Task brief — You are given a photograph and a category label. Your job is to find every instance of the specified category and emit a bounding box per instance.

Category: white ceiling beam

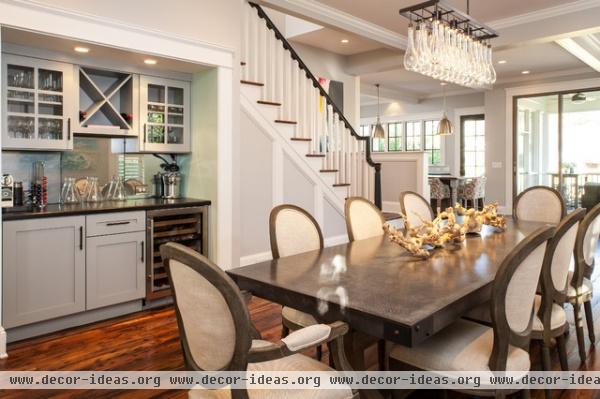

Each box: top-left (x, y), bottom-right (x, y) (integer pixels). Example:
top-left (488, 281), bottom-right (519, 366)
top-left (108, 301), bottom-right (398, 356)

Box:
top-left (255, 0), bottom-right (406, 50)
top-left (360, 84), bottom-right (420, 105)
top-left (345, 48), bottom-right (404, 75)
top-left (555, 38), bottom-right (600, 72)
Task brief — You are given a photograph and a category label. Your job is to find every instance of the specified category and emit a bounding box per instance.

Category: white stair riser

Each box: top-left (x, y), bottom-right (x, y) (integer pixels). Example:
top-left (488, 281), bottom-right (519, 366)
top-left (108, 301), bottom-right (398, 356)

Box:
top-left (275, 124), bottom-right (296, 139)
top-left (241, 84), bottom-right (263, 101)
top-left (255, 104), bottom-right (279, 121)
top-left (290, 140), bottom-right (311, 153)
top-left (304, 157), bottom-right (324, 170)
top-left (333, 186), bottom-right (350, 197)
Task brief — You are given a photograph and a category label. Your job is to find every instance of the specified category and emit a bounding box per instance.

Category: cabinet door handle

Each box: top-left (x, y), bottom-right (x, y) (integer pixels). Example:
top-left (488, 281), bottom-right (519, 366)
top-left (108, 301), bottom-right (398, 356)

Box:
top-left (79, 226), bottom-right (83, 250)
top-left (106, 221), bottom-right (131, 226)
top-left (67, 118), bottom-right (71, 141)
top-left (144, 123), bottom-right (147, 143)
top-left (141, 241), bottom-right (145, 263)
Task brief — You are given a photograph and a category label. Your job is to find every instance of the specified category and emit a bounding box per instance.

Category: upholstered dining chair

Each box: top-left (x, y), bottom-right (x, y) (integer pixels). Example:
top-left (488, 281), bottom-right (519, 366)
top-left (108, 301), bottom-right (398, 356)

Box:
top-left (160, 242), bottom-right (358, 399)
top-left (399, 191), bottom-right (435, 227)
top-left (269, 204), bottom-right (324, 360)
top-left (514, 186), bottom-right (566, 224)
top-left (458, 176), bottom-right (487, 210)
top-left (568, 202), bottom-right (600, 363)
top-left (388, 225), bottom-right (555, 399)
top-left (531, 208), bottom-right (585, 372)
top-left (429, 178), bottom-right (451, 214)
top-left (344, 197), bottom-right (386, 241)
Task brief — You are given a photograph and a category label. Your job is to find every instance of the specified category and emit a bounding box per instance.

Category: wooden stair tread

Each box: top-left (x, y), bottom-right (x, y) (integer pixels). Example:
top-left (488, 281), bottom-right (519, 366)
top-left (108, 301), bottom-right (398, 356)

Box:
top-left (275, 119), bottom-right (298, 125)
top-left (333, 183), bottom-right (351, 187)
top-left (241, 80), bottom-right (264, 86)
top-left (320, 169), bottom-right (338, 173)
top-left (306, 153), bottom-right (325, 157)
top-left (240, 61), bottom-right (247, 66)
top-left (257, 100), bottom-right (281, 106)
top-left (291, 137), bottom-right (311, 141)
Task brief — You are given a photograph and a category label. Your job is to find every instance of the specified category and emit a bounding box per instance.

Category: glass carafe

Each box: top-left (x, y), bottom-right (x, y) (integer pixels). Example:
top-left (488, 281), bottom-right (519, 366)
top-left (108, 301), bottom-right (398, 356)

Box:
top-left (111, 176), bottom-right (127, 201)
top-left (61, 177), bottom-right (80, 204)
top-left (85, 177), bottom-right (101, 203)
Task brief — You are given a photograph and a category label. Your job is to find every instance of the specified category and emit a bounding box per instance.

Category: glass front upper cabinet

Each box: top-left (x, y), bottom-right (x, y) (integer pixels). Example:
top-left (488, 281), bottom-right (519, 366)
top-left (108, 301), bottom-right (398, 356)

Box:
top-left (2, 54), bottom-right (75, 150)
top-left (139, 76), bottom-right (190, 153)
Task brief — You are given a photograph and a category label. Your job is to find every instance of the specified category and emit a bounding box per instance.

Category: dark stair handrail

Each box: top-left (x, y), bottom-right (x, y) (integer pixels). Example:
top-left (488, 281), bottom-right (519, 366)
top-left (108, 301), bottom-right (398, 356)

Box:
top-left (248, 1), bottom-right (382, 209)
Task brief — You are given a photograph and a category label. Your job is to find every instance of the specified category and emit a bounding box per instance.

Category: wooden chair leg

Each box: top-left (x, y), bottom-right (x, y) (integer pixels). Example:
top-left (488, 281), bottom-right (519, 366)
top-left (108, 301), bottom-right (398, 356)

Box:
top-left (539, 341), bottom-right (552, 399)
top-left (327, 342), bottom-right (335, 368)
top-left (556, 334), bottom-right (569, 371)
top-left (572, 303), bottom-right (587, 363)
top-left (521, 389), bottom-right (530, 399)
top-left (316, 344), bottom-right (323, 361)
top-left (377, 339), bottom-right (386, 371)
top-left (584, 300), bottom-right (596, 344)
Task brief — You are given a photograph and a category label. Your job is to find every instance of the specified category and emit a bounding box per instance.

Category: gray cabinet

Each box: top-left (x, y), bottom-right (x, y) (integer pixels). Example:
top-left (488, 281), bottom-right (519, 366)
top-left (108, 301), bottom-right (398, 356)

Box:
top-left (86, 231), bottom-right (145, 310)
top-left (2, 216), bottom-right (85, 328)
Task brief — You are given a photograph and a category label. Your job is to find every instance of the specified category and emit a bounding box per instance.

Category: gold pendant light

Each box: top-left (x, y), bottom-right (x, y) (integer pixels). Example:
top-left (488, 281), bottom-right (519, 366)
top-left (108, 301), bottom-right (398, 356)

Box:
top-left (371, 84), bottom-right (385, 139)
top-left (438, 83), bottom-right (453, 136)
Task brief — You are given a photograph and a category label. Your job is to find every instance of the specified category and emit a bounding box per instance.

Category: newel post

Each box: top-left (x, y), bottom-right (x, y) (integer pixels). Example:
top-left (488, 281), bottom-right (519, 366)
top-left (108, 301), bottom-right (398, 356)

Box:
top-left (374, 164), bottom-right (382, 209)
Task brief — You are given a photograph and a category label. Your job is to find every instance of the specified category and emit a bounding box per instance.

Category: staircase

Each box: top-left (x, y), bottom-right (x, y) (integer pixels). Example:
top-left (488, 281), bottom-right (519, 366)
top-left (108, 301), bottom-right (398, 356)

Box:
top-left (240, 1), bottom-right (381, 208)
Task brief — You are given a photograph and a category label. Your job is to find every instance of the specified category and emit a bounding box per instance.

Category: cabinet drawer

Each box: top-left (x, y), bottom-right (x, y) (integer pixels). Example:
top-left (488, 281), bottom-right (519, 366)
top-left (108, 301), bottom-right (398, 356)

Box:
top-left (86, 211), bottom-right (145, 237)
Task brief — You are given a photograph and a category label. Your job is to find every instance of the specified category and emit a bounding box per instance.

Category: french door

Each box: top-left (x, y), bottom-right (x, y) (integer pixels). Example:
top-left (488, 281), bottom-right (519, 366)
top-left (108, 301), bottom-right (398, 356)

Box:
top-left (515, 89), bottom-right (600, 208)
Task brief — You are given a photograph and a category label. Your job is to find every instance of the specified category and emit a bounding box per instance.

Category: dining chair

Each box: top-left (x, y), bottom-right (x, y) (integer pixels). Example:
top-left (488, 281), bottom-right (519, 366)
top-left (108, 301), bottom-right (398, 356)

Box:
top-left (388, 225), bottom-right (555, 399)
top-left (160, 242), bottom-right (358, 399)
top-left (514, 186), bottom-right (566, 224)
top-left (399, 191), bottom-right (435, 227)
top-left (458, 176), bottom-right (487, 210)
top-left (429, 178), bottom-right (451, 214)
top-left (269, 204), bottom-right (324, 360)
top-left (531, 208), bottom-right (585, 372)
top-left (567, 202), bottom-right (600, 363)
top-left (344, 197), bottom-right (386, 241)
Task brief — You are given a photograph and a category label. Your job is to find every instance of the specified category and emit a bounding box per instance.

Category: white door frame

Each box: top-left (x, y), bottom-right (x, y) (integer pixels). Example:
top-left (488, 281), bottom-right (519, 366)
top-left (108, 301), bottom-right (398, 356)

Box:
top-left (0, 0), bottom-right (236, 357)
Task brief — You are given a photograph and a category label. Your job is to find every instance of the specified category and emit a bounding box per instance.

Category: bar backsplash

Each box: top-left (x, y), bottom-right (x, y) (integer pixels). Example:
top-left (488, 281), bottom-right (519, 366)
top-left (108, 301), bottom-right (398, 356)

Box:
top-left (2, 138), bottom-right (168, 204)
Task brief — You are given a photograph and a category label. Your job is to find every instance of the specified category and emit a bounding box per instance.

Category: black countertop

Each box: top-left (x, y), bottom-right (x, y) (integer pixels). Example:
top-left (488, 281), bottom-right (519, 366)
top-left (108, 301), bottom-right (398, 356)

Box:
top-left (2, 197), bottom-right (211, 221)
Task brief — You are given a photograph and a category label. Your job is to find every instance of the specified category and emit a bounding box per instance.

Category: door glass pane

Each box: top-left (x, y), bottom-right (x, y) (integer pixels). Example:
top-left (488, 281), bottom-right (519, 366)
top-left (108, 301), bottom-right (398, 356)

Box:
top-left (38, 118), bottom-right (63, 140)
top-left (168, 87), bottom-right (184, 105)
top-left (147, 125), bottom-right (165, 143)
top-left (38, 69), bottom-right (63, 92)
top-left (148, 85), bottom-right (165, 103)
top-left (515, 95), bottom-right (559, 195)
top-left (561, 90), bottom-right (600, 208)
top-left (167, 127), bottom-right (183, 144)
top-left (7, 116), bottom-right (34, 139)
top-left (7, 65), bottom-right (34, 89)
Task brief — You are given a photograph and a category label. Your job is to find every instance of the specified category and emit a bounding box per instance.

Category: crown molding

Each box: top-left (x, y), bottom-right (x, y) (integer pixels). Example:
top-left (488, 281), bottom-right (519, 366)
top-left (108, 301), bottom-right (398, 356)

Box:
top-left (256, 0), bottom-right (406, 50)
top-left (489, 0), bottom-right (600, 30)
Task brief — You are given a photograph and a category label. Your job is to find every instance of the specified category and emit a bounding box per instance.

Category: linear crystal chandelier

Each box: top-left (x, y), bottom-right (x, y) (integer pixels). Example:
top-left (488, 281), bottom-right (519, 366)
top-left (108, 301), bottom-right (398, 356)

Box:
top-left (399, 0), bottom-right (498, 88)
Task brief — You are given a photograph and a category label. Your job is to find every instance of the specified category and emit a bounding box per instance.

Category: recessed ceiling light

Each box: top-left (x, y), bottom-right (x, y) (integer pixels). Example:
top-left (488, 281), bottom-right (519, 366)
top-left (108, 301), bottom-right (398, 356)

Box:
top-left (74, 47), bottom-right (89, 53)
top-left (340, 39), bottom-right (349, 44)
top-left (498, 60), bottom-right (507, 64)
top-left (144, 59), bottom-right (157, 65)
top-left (440, 82), bottom-right (448, 86)
top-left (521, 70), bottom-right (530, 74)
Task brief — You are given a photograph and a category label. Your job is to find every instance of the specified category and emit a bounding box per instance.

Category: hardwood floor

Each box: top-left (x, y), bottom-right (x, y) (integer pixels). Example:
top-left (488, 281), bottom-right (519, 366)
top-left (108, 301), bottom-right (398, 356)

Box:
top-left (2, 274), bottom-right (600, 398)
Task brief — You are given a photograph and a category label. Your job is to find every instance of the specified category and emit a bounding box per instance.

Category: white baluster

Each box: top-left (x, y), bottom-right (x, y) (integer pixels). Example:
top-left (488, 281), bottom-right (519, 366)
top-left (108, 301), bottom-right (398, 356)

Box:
top-left (347, 129), bottom-right (352, 193)
top-left (312, 86), bottom-right (318, 154)
top-left (283, 54), bottom-right (291, 121)
top-left (293, 61), bottom-right (300, 126)
top-left (277, 45), bottom-right (284, 114)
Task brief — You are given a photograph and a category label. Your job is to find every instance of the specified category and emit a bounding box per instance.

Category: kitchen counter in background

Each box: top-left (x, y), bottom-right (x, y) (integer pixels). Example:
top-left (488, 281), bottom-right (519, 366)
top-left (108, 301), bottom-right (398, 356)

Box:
top-left (2, 197), bottom-right (211, 221)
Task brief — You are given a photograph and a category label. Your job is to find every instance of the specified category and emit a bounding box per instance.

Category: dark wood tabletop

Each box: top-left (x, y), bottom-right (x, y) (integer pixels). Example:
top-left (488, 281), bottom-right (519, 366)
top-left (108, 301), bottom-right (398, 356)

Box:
top-left (227, 218), bottom-right (547, 347)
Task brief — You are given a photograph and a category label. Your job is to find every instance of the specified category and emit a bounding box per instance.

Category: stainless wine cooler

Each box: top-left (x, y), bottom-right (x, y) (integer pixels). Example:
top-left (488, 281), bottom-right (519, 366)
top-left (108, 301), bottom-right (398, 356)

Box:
top-left (145, 206), bottom-right (209, 303)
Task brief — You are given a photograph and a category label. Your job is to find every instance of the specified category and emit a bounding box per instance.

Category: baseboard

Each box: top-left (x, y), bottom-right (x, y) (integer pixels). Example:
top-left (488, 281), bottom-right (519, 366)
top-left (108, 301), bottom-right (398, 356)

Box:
top-left (239, 234), bottom-right (349, 267)
top-left (382, 201), bottom-right (400, 213)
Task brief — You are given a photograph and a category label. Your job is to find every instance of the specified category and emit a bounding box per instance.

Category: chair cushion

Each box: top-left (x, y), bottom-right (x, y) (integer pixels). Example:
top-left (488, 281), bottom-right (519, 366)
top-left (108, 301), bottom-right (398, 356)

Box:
top-left (389, 319), bottom-right (530, 378)
top-left (189, 351), bottom-right (354, 398)
top-left (532, 295), bottom-right (567, 331)
top-left (282, 306), bottom-right (318, 328)
top-left (566, 270), bottom-right (593, 298)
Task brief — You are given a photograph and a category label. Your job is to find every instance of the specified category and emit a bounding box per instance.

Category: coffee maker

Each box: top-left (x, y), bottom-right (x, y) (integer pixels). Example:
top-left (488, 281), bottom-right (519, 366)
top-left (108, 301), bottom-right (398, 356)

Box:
top-left (153, 155), bottom-right (182, 199)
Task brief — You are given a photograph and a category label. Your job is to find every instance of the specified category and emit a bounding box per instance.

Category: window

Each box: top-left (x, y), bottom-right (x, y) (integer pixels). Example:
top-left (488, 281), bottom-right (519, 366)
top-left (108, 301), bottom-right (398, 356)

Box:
top-left (387, 122), bottom-right (403, 151)
top-left (405, 121), bottom-right (422, 151)
top-left (360, 124), bottom-right (385, 152)
top-left (424, 120), bottom-right (442, 165)
top-left (118, 154), bottom-right (145, 182)
top-left (461, 114), bottom-right (485, 177)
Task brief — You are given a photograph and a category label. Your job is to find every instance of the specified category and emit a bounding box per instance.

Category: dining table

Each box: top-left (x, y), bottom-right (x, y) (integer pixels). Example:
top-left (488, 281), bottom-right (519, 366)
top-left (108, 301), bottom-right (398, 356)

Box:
top-left (227, 218), bottom-right (547, 370)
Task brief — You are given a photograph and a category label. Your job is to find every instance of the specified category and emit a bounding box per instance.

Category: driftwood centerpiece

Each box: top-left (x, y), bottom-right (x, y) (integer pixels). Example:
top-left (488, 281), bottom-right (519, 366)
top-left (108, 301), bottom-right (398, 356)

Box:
top-left (384, 203), bottom-right (506, 258)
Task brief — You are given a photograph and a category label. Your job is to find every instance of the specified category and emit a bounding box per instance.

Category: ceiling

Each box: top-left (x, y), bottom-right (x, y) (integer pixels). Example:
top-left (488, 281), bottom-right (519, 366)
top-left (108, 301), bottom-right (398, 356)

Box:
top-left (314, 0), bottom-right (578, 35)
top-left (265, 0), bottom-right (600, 102)
top-left (1, 27), bottom-right (207, 75)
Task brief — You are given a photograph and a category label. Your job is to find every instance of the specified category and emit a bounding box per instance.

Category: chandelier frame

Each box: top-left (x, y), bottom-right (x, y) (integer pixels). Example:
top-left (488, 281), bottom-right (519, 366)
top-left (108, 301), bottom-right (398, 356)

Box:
top-left (399, 0), bottom-right (498, 41)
